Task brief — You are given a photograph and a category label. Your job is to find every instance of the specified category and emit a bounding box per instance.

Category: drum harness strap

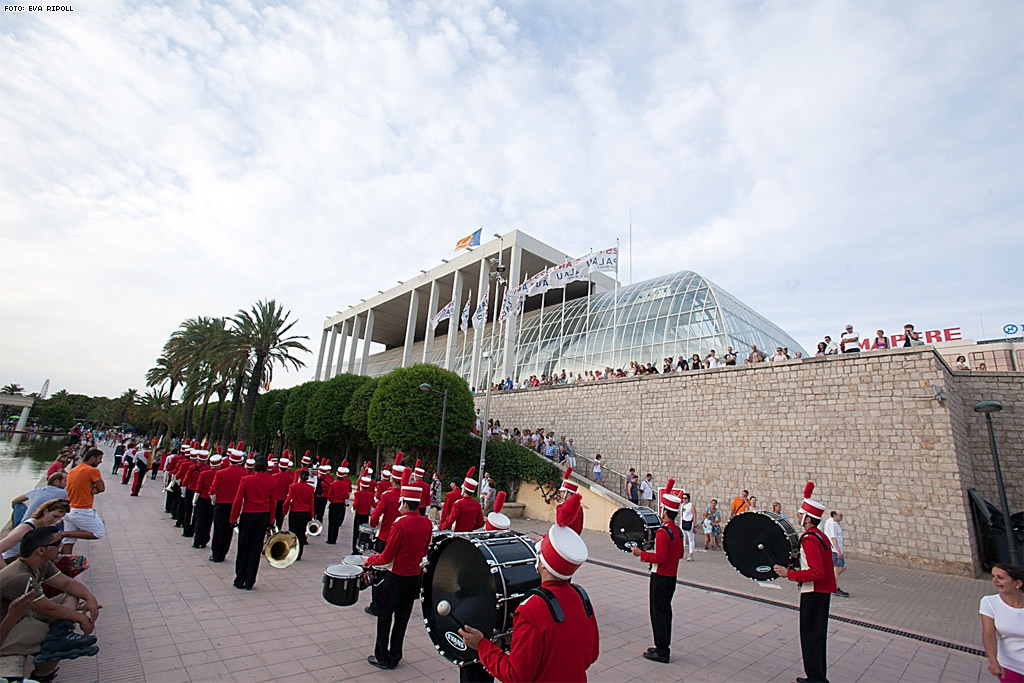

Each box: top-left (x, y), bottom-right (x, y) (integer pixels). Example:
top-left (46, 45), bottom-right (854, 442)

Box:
top-left (526, 584), bottom-right (594, 623)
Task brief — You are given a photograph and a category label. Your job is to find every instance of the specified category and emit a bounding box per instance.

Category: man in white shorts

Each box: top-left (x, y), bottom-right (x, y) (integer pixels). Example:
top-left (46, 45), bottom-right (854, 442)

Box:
top-left (62, 449), bottom-right (107, 553)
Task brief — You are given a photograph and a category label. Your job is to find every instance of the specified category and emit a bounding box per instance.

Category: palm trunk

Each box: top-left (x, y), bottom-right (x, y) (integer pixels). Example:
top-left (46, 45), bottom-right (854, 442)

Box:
top-left (237, 354), bottom-right (266, 444)
top-left (220, 371), bottom-right (245, 446)
top-left (197, 392), bottom-right (212, 440)
top-left (211, 389), bottom-right (227, 439)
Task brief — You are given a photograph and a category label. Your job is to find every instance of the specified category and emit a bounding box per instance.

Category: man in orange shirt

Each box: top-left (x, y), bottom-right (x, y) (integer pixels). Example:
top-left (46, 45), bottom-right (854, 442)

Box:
top-left (730, 489), bottom-right (750, 519)
top-left (62, 449), bottom-right (107, 555)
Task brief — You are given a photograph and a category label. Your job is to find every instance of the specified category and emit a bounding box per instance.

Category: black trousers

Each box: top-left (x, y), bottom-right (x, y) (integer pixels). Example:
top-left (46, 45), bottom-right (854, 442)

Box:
top-left (288, 511), bottom-right (311, 560)
top-left (650, 573), bottom-right (676, 657)
top-left (314, 496), bottom-right (328, 521)
top-left (112, 454), bottom-right (123, 475)
top-left (165, 485), bottom-right (176, 514)
top-left (150, 464), bottom-right (160, 480)
top-left (460, 663), bottom-right (494, 682)
top-left (131, 463), bottom-right (148, 495)
top-left (234, 511), bottom-right (270, 588)
top-left (274, 501), bottom-right (285, 531)
top-left (374, 572), bottom-right (421, 667)
top-left (327, 502), bottom-right (346, 544)
top-left (799, 591), bottom-right (830, 683)
top-left (181, 489), bottom-right (195, 536)
top-left (174, 488), bottom-right (185, 525)
top-left (369, 538), bottom-right (385, 609)
top-left (352, 513), bottom-right (369, 554)
top-left (211, 503), bottom-right (234, 561)
top-left (193, 498), bottom-right (214, 548)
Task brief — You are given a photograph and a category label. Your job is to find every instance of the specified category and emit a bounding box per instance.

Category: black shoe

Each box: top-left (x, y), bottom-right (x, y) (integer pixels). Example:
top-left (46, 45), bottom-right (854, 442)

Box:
top-left (233, 582), bottom-right (245, 590)
top-left (645, 647), bottom-right (658, 655)
top-left (244, 585), bottom-right (253, 590)
top-left (795, 678), bottom-right (809, 683)
top-left (34, 644), bottom-right (99, 665)
top-left (130, 493), bottom-right (138, 497)
top-left (834, 588), bottom-right (850, 598)
top-left (642, 650), bottom-right (669, 664)
top-left (367, 656), bottom-right (394, 670)
top-left (364, 606), bottom-right (379, 617)
top-left (41, 621), bottom-right (97, 650)
top-left (325, 541), bottom-right (336, 545)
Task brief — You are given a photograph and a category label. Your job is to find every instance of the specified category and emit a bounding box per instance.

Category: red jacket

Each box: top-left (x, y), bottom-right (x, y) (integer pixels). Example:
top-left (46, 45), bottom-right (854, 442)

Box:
top-left (411, 479), bottom-right (431, 509)
top-left (556, 496), bottom-right (584, 535)
top-left (328, 477), bottom-right (351, 504)
top-left (639, 521), bottom-right (683, 577)
top-left (316, 473), bottom-right (333, 497)
top-left (172, 457), bottom-right (189, 479)
top-left (283, 481), bottom-right (315, 514)
top-left (441, 495), bottom-right (484, 532)
top-left (370, 488), bottom-right (401, 541)
top-left (183, 463), bottom-right (204, 490)
top-left (440, 488), bottom-right (461, 524)
top-left (787, 527), bottom-right (837, 593)
top-left (352, 487), bottom-right (375, 515)
top-left (366, 512), bottom-right (432, 577)
top-left (196, 467), bottom-right (218, 499)
top-left (478, 580), bottom-right (600, 682)
top-left (375, 479), bottom-right (391, 501)
top-left (273, 470), bottom-right (293, 500)
top-left (230, 471), bottom-right (278, 525)
top-left (210, 465), bottom-right (246, 506)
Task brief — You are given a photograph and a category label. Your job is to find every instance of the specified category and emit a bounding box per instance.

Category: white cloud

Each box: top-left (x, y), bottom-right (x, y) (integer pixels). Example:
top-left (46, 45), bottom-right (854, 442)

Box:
top-left (0, 0), bottom-right (1020, 396)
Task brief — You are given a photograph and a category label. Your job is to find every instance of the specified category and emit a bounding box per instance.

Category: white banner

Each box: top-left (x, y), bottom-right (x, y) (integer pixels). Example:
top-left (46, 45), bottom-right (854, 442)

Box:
top-left (459, 295), bottom-right (472, 332)
top-left (498, 290), bottom-right (516, 322)
top-left (526, 268), bottom-right (552, 297)
top-left (572, 246), bottom-right (618, 275)
top-left (546, 260), bottom-right (588, 288)
top-left (429, 299), bottom-right (456, 330)
top-left (472, 290), bottom-right (489, 329)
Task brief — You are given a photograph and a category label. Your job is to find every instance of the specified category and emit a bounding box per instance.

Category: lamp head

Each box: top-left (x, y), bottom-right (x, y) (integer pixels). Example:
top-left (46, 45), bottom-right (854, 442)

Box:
top-left (975, 401), bottom-right (1003, 414)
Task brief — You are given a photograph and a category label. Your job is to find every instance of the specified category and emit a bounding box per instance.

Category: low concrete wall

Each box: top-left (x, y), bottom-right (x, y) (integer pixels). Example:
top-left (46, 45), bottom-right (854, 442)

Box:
top-left (477, 347), bottom-right (1023, 576)
top-left (516, 478), bottom-right (622, 534)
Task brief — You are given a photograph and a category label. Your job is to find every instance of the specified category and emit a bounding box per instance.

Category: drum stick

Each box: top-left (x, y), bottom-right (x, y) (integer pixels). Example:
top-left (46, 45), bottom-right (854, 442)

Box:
top-left (756, 543), bottom-right (780, 566)
top-left (436, 600), bottom-right (469, 631)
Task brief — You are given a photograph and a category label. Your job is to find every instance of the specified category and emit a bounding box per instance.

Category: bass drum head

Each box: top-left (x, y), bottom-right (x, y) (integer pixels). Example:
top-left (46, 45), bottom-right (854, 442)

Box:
top-left (609, 506), bottom-right (658, 552)
top-left (722, 511), bottom-right (796, 581)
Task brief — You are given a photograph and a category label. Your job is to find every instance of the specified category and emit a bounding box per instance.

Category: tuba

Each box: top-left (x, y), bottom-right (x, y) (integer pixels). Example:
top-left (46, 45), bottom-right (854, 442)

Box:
top-left (306, 518), bottom-right (323, 537)
top-left (263, 526), bottom-right (300, 568)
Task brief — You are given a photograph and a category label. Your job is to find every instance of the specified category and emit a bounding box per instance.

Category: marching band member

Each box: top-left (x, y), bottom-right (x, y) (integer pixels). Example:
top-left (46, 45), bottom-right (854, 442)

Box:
top-left (441, 477), bottom-right (461, 524)
top-left (365, 469), bottom-right (433, 671)
top-left (314, 461), bottom-right (332, 521)
top-left (120, 444), bottom-right (136, 485)
top-left (484, 491), bottom-right (510, 531)
top-left (440, 467), bottom-right (484, 532)
top-left (460, 495), bottom-right (599, 681)
top-left (366, 457), bottom-right (404, 616)
top-left (192, 449), bottom-right (222, 550)
top-left (208, 443), bottom-right (247, 563)
top-left (352, 469), bottom-right (375, 554)
top-left (229, 455), bottom-right (278, 590)
top-left (129, 447), bottom-right (152, 496)
top-left (180, 449), bottom-right (203, 537)
top-left (170, 444), bottom-right (192, 525)
top-left (296, 451), bottom-right (312, 482)
top-left (163, 448), bottom-right (179, 514)
top-left (326, 461), bottom-right (351, 545)
top-left (632, 478), bottom-right (683, 663)
top-left (273, 451), bottom-right (294, 529)
top-left (376, 466), bottom-right (392, 501)
top-left (283, 469), bottom-right (316, 560)
top-left (555, 467), bottom-right (584, 535)
top-left (410, 460), bottom-right (431, 515)
top-left (774, 482), bottom-right (836, 683)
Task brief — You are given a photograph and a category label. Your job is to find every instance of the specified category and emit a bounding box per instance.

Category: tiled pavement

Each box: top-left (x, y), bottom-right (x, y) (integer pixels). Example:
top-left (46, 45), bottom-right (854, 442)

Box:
top-left (51, 449), bottom-right (989, 682)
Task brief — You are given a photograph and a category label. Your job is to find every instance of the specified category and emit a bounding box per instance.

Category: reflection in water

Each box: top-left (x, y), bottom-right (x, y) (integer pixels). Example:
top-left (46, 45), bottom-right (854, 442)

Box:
top-left (0, 436), bottom-right (66, 504)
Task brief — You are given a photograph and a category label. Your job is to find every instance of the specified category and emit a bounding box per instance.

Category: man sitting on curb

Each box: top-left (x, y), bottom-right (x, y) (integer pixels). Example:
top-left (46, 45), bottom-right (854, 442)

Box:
top-left (0, 526), bottom-right (101, 682)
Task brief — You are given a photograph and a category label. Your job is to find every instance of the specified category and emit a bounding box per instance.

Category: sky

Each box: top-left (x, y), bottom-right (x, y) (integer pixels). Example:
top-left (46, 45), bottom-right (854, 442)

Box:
top-left (1, 0), bottom-right (1021, 399)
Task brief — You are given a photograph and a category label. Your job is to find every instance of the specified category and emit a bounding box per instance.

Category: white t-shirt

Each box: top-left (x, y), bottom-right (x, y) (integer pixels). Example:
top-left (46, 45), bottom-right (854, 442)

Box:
top-left (681, 502), bottom-right (694, 522)
top-left (822, 517), bottom-right (843, 552)
top-left (841, 330), bottom-right (859, 350)
top-left (639, 480), bottom-right (654, 500)
top-left (593, 460), bottom-right (601, 473)
top-left (980, 594), bottom-right (1024, 673)
top-left (706, 356), bottom-right (721, 368)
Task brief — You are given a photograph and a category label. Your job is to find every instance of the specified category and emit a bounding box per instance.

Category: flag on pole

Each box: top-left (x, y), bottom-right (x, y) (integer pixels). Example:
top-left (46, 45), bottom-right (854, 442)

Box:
top-left (573, 246), bottom-right (618, 275)
top-left (455, 229), bottom-right (482, 251)
top-left (526, 268), bottom-right (552, 296)
top-left (472, 290), bottom-right (489, 329)
top-left (429, 299), bottom-right (457, 330)
top-left (460, 294), bottom-right (472, 332)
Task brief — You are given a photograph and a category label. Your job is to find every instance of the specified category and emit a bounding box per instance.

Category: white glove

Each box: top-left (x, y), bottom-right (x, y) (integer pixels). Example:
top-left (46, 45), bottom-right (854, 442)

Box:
top-left (193, 493), bottom-right (199, 505)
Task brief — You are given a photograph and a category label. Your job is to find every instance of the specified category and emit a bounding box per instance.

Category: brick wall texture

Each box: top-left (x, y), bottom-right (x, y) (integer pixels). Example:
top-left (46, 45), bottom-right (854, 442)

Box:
top-left (475, 347), bottom-right (1022, 576)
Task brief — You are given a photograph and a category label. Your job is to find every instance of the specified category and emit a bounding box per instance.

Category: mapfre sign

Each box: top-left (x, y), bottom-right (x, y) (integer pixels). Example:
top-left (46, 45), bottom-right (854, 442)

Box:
top-left (857, 327), bottom-right (962, 350)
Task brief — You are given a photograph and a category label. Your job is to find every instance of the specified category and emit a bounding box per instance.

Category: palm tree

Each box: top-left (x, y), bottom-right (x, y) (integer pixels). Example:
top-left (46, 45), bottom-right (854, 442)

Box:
top-left (234, 300), bottom-right (309, 444)
top-left (116, 388), bottom-right (139, 424)
top-left (1, 383), bottom-right (25, 395)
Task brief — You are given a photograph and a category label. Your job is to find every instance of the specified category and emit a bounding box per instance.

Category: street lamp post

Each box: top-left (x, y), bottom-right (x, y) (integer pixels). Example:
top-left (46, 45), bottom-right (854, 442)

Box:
top-left (478, 351), bottom-right (494, 483)
top-left (974, 401), bottom-right (1019, 565)
top-left (419, 383), bottom-right (448, 479)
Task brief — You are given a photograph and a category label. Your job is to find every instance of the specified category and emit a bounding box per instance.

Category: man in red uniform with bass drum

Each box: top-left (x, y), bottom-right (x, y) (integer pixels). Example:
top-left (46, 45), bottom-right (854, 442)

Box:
top-left (632, 478), bottom-right (683, 663)
top-left (365, 469), bottom-right (433, 671)
top-left (774, 482), bottom-right (836, 683)
top-left (460, 494), bottom-right (599, 682)
top-left (440, 467), bottom-right (484, 532)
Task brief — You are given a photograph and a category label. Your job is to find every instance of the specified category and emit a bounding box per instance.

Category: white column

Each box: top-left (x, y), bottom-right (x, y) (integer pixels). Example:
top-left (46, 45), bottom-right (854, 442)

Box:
top-left (444, 270), bottom-right (464, 370)
top-left (335, 318), bottom-right (351, 376)
top-left (422, 280), bottom-right (440, 364)
top-left (347, 314), bottom-right (363, 374)
top-left (502, 245), bottom-right (523, 379)
top-left (323, 327), bottom-right (337, 380)
top-left (315, 328), bottom-right (330, 380)
top-left (470, 256), bottom-right (489, 389)
top-left (403, 289), bottom-right (420, 367)
top-left (11, 406), bottom-right (31, 448)
top-left (359, 308), bottom-right (375, 375)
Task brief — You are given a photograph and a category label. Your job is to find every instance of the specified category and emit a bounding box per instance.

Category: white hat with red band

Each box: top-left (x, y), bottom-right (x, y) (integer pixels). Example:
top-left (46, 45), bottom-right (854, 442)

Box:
top-left (319, 463), bottom-right (331, 474)
top-left (800, 481), bottom-right (825, 520)
top-left (337, 460), bottom-right (350, 475)
top-left (660, 478), bottom-right (681, 513)
top-left (399, 468), bottom-right (420, 504)
top-left (413, 459), bottom-right (425, 478)
top-left (209, 454), bottom-right (223, 468)
top-left (536, 495), bottom-right (587, 580)
top-left (358, 467), bottom-right (372, 489)
top-left (461, 466), bottom-right (478, 494)
top-left (485, 491), bottom-right (510, 531)
top-left (559, 467), bottom-right (578, 494)
top-left (245, 457), bottom-right (255, 469)
top-left (227, 441), bottom-right (246, 463)
top-left (391, 452), bottom-right (405, 481)
top-left (301, 451), bottom-right (312, 466)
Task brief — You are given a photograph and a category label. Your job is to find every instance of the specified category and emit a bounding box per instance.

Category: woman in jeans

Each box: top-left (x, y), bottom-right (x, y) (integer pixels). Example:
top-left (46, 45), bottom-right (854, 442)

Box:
top-left (705, 500), bottom-right (722, 550)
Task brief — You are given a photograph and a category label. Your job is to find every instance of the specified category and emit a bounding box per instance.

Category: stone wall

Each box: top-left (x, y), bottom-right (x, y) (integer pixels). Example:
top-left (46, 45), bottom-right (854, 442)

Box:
top-left (475, 347), bottom-right (1023, 576)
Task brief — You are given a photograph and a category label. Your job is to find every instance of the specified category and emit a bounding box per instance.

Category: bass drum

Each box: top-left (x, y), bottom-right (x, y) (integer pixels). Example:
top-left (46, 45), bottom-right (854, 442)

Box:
top-left (609, 506), bottom-right (663, 552)
top-left (723, 511), bottom-right (800, 581)
top-left (421, 531), bottom-right (539, 665)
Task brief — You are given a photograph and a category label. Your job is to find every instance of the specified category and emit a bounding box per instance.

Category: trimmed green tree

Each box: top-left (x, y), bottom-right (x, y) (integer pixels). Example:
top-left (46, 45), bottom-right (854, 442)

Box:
top-left (305, 374), bottom-right (371, 461)
top-left (39, 402), bottom-right (75, 432)
top-left (252, 388), bottom-right (290, 453)
top-left (282, 380), bottom-right (320, 453)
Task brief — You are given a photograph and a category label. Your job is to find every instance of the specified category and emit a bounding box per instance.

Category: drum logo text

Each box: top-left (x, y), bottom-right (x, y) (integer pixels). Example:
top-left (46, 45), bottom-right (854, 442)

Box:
top-left (756, 565), bottom-right (771, 573)
top-left (446, 631), bottom-right (468, 651)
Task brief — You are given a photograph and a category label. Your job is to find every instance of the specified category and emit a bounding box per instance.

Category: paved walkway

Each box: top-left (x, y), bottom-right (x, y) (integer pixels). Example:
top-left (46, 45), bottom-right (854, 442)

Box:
top-left (52, 447), bottom-right (990, 682)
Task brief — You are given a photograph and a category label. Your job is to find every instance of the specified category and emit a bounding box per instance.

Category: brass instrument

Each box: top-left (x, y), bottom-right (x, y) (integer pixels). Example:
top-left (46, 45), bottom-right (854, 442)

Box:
top-left (306, 518), bottom-right (323, 537)
top-left (263, 526), bottom-right (300, 568)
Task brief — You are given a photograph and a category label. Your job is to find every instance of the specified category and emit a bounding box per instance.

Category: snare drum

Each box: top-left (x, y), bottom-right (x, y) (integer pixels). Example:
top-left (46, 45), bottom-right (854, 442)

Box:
top-left (722, 511), bottom-right (799, 581)
top-left (609, 506), bottom-right (663, 552)
top-left (357, 523), bottom-right (374, 553)
top-left (322, 563), bottom-right (365, 606)
top-left (421, 531), bottom-right (540, 665)
top-left (341, 554), bottom-right (364, 566)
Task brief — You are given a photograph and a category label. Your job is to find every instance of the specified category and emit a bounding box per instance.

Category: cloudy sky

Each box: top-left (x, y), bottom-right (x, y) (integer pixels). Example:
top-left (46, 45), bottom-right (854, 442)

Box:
top-left (1, 0), bottom-right (1021, 398)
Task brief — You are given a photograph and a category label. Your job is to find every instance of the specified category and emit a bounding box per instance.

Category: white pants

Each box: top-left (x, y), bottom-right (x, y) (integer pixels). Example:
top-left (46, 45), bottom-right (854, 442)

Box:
top-left (64, 507), bottom-right (106, 542)
top-left (682, 525), bottom-right (695, 555)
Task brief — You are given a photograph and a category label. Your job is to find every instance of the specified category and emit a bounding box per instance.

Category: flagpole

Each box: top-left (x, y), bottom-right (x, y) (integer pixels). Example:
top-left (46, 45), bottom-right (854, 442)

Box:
top-left (614, 239), bottom-right (620, 372)
top-left (584, 248), bottom-right (592, 371)
top-left (559, 263), bottom-right (566, 374)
